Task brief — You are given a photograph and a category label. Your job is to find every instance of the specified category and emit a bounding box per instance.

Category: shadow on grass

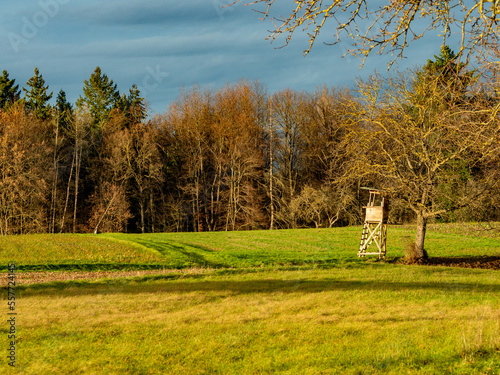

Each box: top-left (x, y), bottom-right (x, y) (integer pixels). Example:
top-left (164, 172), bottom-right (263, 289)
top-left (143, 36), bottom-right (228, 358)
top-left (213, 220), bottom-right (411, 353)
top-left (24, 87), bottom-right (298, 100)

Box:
top-left (0, 263), bottom-right (172, 272)
top-left (21, 270), bottom-right (500, 297)
top-left (126, 239), bottom-right (229, 268)
top-left (115, 237), bottom-right (358, 269)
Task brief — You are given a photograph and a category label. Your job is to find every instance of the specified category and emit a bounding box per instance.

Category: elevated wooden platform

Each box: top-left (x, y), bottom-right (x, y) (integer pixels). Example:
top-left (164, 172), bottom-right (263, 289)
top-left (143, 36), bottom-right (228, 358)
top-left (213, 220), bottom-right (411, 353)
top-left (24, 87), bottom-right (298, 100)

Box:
top-left (358, 188), bottom-right (389, 259)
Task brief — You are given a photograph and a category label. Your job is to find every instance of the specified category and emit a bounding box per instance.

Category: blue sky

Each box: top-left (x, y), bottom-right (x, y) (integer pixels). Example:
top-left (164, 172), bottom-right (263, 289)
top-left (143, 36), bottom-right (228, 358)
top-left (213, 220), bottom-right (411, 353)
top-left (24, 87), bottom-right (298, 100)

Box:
top-left (0, 0), bottom-right (443, 114)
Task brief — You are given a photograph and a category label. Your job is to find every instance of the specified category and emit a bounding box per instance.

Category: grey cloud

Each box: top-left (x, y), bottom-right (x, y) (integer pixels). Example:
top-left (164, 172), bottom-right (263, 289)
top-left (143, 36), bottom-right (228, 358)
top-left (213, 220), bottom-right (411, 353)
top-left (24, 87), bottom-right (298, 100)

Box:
top-left (59, 0), bottom-right (237, 27)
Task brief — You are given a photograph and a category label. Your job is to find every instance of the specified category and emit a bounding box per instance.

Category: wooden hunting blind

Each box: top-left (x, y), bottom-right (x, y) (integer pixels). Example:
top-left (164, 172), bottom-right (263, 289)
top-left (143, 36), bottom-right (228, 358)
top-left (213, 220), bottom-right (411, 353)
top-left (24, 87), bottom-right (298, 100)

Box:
top-left (358, 187), bottom-right (390, 259)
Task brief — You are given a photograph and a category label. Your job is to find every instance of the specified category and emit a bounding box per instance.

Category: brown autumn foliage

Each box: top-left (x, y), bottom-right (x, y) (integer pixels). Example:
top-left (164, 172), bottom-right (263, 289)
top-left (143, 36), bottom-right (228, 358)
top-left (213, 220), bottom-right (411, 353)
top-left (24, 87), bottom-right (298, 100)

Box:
top-left (0, 103), bottom-right (52, 235)
top-left (162, 82), bottom-right (268, 232)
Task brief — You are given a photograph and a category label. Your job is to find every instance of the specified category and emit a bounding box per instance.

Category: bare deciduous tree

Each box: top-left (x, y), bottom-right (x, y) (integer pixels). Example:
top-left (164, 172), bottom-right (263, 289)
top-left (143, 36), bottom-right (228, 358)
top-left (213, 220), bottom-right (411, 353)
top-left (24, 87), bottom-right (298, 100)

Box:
top-left (344, 66), bottom-right (500, 259)
top-left (89, 182), bottom-right (132, 233)
top-left (0, 103), bottom-right (52, 235)
top-left (269, 89), bottom-right (310, 228)
top-left (231, 1), bottom-right (500, 67)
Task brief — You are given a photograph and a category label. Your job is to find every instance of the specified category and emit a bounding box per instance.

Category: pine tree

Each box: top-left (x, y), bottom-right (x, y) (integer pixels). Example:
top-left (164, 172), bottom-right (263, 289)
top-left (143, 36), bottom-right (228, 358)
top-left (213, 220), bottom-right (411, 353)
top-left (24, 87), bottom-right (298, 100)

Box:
top-left (56, 89), bottom-right (72, 114)
top-left (418, 45), bottom-right (473, 104)
top-left (55, 90), bottom-right (73, 130)
top-left (117, 84), bottom-right (146, 123)
top-left (127, 84), bottom-right (146, 121)
top-left (23, 67), bottom-right (53, 120)
top-left (423, 45), bottom-right (465, 75)
top-left (76, 67), bottom-right (120, 128)
top-left (0, 70), bottom-right (20, 109)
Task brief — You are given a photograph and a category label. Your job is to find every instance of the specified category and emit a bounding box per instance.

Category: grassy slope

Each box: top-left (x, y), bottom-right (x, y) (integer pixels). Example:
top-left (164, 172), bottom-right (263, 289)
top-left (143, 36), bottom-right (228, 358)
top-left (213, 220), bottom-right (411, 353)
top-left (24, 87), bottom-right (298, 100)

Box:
top-left (1, 224), bottom-right (500, 271)
top-left (2, 224), bottom-right (500, 374)
top-left (0, 234), bottom-right (164, 270)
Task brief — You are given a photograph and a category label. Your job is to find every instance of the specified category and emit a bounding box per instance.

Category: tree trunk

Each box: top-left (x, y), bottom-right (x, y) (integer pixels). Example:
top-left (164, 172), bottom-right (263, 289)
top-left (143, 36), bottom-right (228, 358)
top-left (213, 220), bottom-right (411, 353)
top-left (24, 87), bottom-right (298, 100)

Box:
top-left (93, 188), bottom-right (119, 234)
top-left (414, 211), bottom-right (427, 259)
top-left (50, 118), bottom-right (60, 233)
top-left (269, 104), bottom-right (274, 230)
top-left (140, 201), bottom-right (145, 234)
top-left (149, 192), bottom-right (155, 233)
top-left (73, 144), bottom-right (82, 233)
top-left (60, 151), bottom-right (75, 233)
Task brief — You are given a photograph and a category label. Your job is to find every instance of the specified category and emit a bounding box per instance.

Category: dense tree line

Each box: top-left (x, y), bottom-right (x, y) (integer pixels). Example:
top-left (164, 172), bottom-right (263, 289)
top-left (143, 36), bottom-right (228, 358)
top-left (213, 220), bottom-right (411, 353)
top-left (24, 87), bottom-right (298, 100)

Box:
top-left (1, 49), bottom-right (500, 254)
top-left (0, 67), bottom-right (359, 235)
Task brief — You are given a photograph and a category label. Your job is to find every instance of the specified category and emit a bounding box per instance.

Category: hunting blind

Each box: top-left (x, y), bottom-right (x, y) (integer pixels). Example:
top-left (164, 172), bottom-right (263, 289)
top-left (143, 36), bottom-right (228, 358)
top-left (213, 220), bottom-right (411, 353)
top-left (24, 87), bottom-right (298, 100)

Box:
top-left (358, 187), bottom-right (389, 259)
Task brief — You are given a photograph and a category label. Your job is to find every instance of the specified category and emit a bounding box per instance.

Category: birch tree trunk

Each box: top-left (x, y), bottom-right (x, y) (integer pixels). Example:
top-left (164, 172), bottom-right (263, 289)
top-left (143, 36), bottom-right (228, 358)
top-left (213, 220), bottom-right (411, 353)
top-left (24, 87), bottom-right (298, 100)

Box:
top-left (60, 151), bottom-right (75, 233)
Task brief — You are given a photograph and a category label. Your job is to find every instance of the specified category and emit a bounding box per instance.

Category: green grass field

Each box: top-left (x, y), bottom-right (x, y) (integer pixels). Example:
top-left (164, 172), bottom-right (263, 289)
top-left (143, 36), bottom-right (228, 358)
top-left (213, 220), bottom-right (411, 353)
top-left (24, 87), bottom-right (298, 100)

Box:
top-left (2, 224), bottom-right (500, 374)
top-left (2, 224), bottom-right (500, 271)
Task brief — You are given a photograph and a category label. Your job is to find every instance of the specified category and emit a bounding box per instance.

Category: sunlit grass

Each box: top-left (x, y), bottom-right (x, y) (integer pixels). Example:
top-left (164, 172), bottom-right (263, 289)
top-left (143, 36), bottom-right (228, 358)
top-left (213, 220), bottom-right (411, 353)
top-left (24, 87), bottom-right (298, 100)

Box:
top-left (426, 222), bottom-right (500, 239)
top-left (2, 225), bottom-right (499, 272)
top-left (0, 234), bottom-right (164, 268)
top-left (13, 266), bottom-right (500, 374)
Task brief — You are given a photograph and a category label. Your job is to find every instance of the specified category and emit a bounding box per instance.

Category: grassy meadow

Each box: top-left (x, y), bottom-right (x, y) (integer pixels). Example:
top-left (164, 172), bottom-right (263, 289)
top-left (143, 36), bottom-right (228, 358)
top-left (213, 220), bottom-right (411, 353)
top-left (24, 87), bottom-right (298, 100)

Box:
top-left (2, 224), bottom-right (500, 271)
top-left (2, 224), bottom-right (500, 374)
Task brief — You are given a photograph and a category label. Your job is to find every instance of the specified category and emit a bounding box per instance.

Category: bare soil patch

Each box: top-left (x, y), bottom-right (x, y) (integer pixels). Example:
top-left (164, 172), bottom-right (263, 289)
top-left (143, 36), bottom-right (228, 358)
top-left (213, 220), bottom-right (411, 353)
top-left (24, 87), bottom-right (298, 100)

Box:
top-left (414, 256), bottom-right (500, 270)
top-left (1, 268), bottom-right (212, 287)
top-left (424, 256), bottom-right (500, 270)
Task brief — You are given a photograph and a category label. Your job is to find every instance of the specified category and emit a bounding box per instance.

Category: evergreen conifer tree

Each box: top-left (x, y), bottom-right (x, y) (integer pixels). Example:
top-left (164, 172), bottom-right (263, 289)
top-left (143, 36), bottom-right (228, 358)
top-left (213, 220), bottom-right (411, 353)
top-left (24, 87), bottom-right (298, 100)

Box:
top-left (127, 84), bottom-right (146, 121)
top-left (55, 89), bottom-right (73, 130)
top-left (0, 70), bottom-right (20, 109)
top-left (76, 67), bottom-right (120, 128)
top-left (116, 84), bottom-right (146, 123)
top-left (56, 89), bottom-right (72, 113)
top-left (23, 67), bottom-right (53, 119)
top-left (418, 45), bottom-right (473, 104)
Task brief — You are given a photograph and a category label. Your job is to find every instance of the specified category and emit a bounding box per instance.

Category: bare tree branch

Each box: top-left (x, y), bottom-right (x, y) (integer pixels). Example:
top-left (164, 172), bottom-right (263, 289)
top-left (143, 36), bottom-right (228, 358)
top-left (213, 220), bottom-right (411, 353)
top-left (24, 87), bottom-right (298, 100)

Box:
top-left (230, 1), bottom-right (500, 68)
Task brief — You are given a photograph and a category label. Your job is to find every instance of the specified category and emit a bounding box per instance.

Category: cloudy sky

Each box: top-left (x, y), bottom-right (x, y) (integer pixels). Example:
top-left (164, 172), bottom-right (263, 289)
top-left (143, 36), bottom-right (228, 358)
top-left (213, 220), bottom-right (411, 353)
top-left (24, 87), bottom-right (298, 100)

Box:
top-left (0, 0), bottom-right (443, 114)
